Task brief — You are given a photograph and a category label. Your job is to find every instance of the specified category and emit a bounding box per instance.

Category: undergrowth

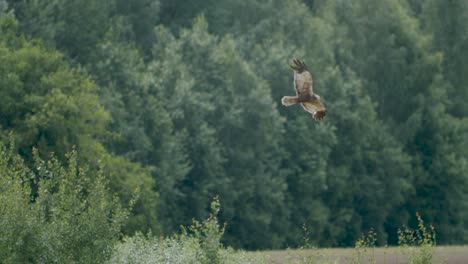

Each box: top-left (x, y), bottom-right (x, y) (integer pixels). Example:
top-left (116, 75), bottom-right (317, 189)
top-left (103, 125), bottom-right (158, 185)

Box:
top-left (276, 213), bottom-right (440, 264)
top-left (348, 212), bottom-right (439, 264)
top-left (397, 212), bottom-right (438, 264)
top-left (110, 207), bottom-right (442, 264)
top-left (108, 196), bottom-right (264, 264)
top-left (0, 142), bottom-right (443, 264)
top-left (109, 196), bottom-right (439, 264)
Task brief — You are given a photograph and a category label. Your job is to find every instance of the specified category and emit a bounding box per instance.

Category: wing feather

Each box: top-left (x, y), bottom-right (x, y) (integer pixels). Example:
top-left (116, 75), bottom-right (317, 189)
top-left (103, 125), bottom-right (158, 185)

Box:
top-left (291, 59), bottom-right (313, 98)
top-left (300, 99), bottom-right (326, 120)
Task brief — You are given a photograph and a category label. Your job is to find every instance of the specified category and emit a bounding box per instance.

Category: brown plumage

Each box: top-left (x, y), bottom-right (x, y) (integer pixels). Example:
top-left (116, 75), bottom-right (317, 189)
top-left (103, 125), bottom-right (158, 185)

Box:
top-left (281, 59), bottom-right (326, 120)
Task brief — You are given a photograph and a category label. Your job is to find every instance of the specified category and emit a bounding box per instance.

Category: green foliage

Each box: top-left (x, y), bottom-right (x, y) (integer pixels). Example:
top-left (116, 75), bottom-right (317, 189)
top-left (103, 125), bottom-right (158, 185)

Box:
top-left (148, 17), bottom-right (287, 248)
top-left (0, 0), bottom-right (6, 16)
top-left (0, 14), bottom-right (109, 161)
top-left (317, 0), bottom-right (468, 246)
top-left (9, 0), bottom-right (115, 64)
top-left (2, 0), bottom-right (468, 250)
top-left (0, 14), bottom-right (159, 238)
top-left (180, 196), bottom-right (225, 264)
top-left (108, 197), bottom-right (264, 264)
top-left (114, 0), bottom-right (161, 54)
top-left (398, 213), bottom-right (436, 264)
top-left (0, 142), bottom-right (128, 263)
top-left (100, 152), bottom-right (159, 235)
top-left (352, 229), bottom-right (377, 264)
top-left (421, 0), bottom-right (468, 117)
top-left (346, 214), bottom-right (437, 264)
top-left (91, 17), bottom-right (189, 235)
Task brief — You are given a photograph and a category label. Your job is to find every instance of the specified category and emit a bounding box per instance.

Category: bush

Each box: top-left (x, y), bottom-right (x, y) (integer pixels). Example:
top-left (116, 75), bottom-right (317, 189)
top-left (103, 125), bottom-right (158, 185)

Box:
top-left (0, 142), bottom-right (129, 263)
top-left (108, 196), bottom-right (264, 264)
top-left (352, 228), bottom-right (377, 264)
top-left (398, 212), bottom-right (437, 264)
top-left (347, 213), bottom-right (437, 264)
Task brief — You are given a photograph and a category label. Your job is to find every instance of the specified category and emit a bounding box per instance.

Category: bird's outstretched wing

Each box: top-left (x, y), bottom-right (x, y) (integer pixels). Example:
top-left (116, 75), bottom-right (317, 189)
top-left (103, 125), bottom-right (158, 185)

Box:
top-left (300, 100), bottom-right (326, 120)
top-left (290, 59), bottom-right (313, 98)
top-left (282, 59), bottom-right (327, 121)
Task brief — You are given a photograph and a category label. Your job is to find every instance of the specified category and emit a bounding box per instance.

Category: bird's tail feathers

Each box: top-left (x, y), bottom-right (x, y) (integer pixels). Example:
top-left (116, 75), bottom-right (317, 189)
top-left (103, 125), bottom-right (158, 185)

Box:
top-left (281, 96), bottom-right (298, 106)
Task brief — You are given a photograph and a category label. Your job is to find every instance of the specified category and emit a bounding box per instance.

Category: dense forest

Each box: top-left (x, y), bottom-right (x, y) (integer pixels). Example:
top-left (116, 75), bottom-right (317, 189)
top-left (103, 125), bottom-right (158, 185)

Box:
top-left (1, 0), bottom-right (468, 253)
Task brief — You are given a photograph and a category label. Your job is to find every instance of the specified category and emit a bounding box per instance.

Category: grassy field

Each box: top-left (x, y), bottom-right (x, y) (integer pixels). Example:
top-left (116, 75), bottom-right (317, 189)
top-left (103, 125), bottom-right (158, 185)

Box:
top-left (251, 246), bottom-right (468, 264)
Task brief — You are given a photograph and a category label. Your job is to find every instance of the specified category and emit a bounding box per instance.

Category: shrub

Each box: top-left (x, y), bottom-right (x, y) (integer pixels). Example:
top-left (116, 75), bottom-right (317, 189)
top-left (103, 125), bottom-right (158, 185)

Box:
top-left (352, 228), bottom-right (377, 264)
top-left (347, 213), bottom-right (437, 264)
top-left (0, 142), bottom-right (129, 263)
top-left (108, 196), bottom-right (264, 264)
top-left (398, 212), bottom-right (436, 264)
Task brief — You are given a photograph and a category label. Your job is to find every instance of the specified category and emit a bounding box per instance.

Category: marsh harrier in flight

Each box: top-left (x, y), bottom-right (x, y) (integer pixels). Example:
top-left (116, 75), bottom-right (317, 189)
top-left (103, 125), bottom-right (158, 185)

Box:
top-left (281, 59), bottom-right (326, 120)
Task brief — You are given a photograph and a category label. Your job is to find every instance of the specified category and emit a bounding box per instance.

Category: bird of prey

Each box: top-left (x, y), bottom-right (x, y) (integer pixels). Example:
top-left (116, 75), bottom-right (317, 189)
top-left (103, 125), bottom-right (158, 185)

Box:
top-left (281, 59), bottom-right (326, 120)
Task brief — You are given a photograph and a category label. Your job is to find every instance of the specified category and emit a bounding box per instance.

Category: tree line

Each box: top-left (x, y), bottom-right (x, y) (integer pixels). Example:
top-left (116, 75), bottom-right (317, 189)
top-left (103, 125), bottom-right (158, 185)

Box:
top-left (1, 0), bottom-right (467, 250)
